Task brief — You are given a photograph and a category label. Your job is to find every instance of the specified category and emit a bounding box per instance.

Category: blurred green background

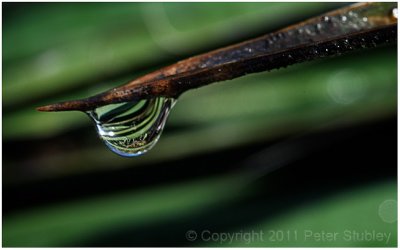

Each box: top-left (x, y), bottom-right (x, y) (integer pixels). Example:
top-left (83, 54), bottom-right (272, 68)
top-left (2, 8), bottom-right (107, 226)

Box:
top-left (3, 2), bottom-right (397, 247)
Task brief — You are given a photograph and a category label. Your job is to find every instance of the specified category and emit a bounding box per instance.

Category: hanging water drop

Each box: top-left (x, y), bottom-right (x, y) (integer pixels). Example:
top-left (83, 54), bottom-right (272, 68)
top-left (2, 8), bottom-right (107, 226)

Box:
top-left (86, 97), bottom-right (176, 157)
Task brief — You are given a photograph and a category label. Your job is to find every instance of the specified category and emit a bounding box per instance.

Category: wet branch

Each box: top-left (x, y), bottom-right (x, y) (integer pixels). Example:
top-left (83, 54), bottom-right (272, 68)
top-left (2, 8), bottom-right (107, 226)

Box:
top-left (37, 2), bottom-right (397, 112)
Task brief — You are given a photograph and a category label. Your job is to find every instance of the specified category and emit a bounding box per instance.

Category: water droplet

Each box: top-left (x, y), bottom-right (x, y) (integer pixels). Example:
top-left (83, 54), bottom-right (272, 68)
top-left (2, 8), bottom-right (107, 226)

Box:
top-left (86, 97), bottom-right (176, 157)
top-left (341, 16), bottom-right (347, 22)
top-left (393, 8), bottom-right (398, 19)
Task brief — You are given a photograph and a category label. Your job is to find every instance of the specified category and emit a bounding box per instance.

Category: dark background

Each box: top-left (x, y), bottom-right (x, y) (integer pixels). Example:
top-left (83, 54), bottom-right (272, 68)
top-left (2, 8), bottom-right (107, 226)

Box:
top-left (3, 2), bottom-right (397, 246)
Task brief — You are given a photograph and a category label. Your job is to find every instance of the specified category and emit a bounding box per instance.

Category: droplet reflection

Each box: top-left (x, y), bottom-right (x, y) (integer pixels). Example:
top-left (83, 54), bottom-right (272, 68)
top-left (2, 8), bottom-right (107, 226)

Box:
top-left (86, 97), bottom-right (176, 157)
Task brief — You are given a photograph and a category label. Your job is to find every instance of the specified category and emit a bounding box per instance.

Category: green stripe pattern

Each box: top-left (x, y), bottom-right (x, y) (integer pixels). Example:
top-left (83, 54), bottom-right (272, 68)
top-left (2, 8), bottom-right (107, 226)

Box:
top-left (87, 97), bottom-right (176, 157)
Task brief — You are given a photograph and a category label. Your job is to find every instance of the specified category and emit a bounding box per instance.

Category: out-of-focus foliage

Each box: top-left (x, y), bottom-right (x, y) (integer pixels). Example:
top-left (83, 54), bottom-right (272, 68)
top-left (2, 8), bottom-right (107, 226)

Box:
top-left (3, 177), bottom-right (397, 247)
top-left (3, 3), bottom-right (397, 247)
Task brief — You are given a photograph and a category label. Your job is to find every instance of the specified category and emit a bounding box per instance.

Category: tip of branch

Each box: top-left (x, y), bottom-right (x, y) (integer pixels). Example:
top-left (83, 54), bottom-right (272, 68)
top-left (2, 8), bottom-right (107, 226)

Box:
top-left (36, 100), bottom-right (87, 112)
top-left (36, 104), bottom-right (58, 112)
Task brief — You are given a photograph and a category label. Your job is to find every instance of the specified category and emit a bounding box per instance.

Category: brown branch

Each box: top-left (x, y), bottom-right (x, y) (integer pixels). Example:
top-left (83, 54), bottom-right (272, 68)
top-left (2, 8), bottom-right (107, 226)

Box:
top-left (37, 2), bottom-right (397, 112)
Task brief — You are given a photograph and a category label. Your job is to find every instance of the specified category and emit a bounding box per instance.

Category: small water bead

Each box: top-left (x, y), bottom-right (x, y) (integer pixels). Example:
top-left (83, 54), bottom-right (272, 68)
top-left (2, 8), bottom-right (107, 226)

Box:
top-left (393, 8), bottom-right (398, 19)
top-left (244, 47), bottom-right (253, 53)
top-left (360, 38), bottom-right (367, 48)
top-left (86, 97), bottom-right (176, 157)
